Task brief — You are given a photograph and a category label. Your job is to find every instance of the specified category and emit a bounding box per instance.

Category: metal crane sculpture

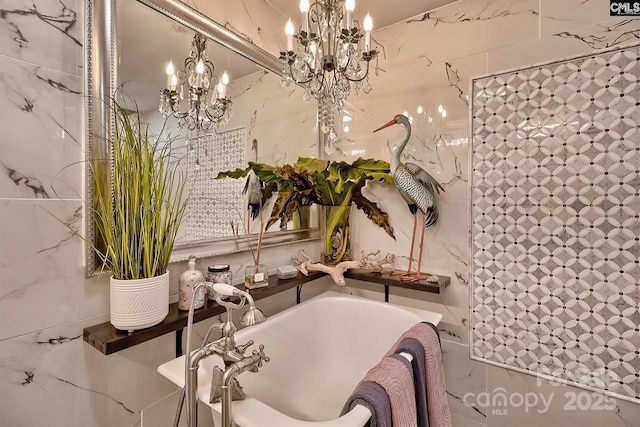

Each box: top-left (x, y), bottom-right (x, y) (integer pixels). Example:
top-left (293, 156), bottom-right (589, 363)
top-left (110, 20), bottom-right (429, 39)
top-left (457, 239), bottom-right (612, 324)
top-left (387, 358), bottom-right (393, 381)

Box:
top-left (374, 114), bottom-right (444, 281)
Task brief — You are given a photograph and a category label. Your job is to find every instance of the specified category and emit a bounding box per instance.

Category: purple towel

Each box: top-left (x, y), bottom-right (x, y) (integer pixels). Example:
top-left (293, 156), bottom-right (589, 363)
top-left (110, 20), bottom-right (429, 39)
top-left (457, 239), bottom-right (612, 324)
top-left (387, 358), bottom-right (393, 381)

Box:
top-left (393, 338), bottom-right (428, 427)
top-left (389, 322), bottom-right (452, 427)
top-left (341, 381), bottom-right (392, 427)
top-left (341, 356), bottom-right (417, 427)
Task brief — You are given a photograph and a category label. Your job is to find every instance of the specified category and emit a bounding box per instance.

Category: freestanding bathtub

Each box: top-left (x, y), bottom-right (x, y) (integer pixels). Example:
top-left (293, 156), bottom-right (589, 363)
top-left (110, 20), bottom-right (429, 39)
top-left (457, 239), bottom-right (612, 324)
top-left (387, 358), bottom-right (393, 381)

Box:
top-left (158, 290), bottom-right (442, 427)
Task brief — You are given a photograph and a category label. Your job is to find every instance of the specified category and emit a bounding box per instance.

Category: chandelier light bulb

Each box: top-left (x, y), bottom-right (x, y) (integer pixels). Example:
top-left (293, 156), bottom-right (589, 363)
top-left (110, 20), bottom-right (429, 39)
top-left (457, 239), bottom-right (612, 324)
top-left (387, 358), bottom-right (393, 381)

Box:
top-left (442, 109), bottom-right (447, 118)
top-left (345, 0), bottom-right (355, 29)
top-left (438, 104), bottom-right (443, 113)
top-left (170, 74), bottom-right (178, 91)
top-left (346, 0), bottom-right (355, 12)
top-left (363, 13), bottom-right (373, 31)
top-left (166, 61), bottom-right (174, 88)
top-left (285, 19), bottom-right (295, 36)
top-left (300, 0), bottom-right (309, 32)
top-left (417, 105), bottom-right (424, 115)
top-left (285, 19), bottom-right (294, 51)
top-left (363, 13), bottom-right (373, 51)
top-left (221, 71), bottom-right (229, 85)
top-left (195, 59), bottom-right (205, 87)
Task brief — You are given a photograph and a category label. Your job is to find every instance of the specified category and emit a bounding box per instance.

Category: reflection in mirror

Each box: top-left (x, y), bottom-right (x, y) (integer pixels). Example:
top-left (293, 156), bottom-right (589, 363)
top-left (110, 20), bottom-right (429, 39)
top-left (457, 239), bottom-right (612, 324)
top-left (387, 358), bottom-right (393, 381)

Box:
top-left (116, 0), bottom-right (317, 247)
top-left (110, 0), bottom-right (318, 262)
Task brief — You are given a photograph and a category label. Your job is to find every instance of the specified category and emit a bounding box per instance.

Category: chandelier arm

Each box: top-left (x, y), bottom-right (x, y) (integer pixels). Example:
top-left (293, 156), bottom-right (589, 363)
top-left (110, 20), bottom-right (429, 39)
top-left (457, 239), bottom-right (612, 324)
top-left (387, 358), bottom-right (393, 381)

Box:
top-left (288, 59), bottom-right (314, 85)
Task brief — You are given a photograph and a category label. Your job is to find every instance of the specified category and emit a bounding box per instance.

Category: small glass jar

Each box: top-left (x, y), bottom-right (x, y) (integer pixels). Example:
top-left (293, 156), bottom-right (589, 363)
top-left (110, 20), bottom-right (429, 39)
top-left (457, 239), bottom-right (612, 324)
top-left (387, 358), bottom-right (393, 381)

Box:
top-left (206, 264), bottom-right (232, 300)
top-left (245, 263), bottom-right (269, 289)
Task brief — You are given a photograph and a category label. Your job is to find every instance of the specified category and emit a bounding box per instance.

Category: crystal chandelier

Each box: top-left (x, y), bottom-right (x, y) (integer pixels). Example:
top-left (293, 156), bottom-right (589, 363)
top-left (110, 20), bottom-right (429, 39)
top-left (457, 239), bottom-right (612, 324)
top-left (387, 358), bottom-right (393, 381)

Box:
top-left (159, 33), bottom-right (232, 133)
top-left (279, 0), bottom-right (377, 154)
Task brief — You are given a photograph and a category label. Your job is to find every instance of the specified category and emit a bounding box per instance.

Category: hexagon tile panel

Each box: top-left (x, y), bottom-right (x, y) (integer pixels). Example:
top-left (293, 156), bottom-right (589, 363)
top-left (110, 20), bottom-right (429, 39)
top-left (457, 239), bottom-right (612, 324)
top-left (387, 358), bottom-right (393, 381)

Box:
top-left (470, 43), bottom-right (640, 403)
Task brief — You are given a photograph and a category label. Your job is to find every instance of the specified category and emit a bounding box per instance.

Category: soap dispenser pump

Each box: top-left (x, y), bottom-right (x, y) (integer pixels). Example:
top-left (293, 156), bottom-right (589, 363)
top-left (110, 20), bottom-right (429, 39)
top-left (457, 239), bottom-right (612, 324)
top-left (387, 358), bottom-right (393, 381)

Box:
top-left (179, 255), bottom-right (205, 310)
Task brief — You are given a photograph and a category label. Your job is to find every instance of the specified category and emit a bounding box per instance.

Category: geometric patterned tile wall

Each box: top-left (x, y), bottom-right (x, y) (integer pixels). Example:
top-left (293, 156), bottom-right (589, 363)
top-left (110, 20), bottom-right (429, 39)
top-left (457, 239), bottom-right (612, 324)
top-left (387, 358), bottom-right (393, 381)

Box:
top-left (471, 43), bottom-right (640, 403)
top-left (185, 127), bottom-right (245, 241)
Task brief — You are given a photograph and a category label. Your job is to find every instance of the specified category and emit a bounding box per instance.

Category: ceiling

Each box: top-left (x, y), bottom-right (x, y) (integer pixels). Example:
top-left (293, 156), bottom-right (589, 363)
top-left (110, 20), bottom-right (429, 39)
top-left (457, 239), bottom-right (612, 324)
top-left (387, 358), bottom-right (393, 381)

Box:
top-left (266, 0), bottom-right (458, 30)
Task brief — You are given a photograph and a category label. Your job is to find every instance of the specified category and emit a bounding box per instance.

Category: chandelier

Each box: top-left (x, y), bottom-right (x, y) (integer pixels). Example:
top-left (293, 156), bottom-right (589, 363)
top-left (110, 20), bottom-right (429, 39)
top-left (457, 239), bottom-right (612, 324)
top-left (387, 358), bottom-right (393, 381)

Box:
top-left (159, 33), bottom-right (232, 133)
top-left (279, 0), bottom-right (377, 154)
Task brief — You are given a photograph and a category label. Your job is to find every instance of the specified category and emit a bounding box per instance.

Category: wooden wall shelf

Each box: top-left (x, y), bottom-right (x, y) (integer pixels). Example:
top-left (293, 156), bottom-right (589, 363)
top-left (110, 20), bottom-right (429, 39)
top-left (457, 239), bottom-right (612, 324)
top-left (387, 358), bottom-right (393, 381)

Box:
top-left (83, 269), bottom-right (449, 355)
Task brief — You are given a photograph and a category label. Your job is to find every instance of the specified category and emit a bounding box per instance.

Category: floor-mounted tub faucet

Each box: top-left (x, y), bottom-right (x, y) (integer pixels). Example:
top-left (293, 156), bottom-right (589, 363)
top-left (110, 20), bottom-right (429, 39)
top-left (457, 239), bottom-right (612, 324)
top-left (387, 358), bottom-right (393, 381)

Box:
top-left (184, 283), bottom-right (269, 427)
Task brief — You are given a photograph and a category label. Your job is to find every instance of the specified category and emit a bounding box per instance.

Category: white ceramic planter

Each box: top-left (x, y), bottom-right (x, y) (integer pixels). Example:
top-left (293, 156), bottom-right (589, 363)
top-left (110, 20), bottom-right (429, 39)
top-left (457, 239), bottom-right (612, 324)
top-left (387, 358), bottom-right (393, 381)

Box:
top-left (110, 271), bottom-right (169, 332)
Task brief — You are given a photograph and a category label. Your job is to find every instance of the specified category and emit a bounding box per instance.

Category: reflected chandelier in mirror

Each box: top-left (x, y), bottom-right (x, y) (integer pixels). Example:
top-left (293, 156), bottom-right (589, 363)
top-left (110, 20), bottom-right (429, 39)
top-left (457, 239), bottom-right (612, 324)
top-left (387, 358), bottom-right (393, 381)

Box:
top-left (159, 33), bottom-right (232, 132)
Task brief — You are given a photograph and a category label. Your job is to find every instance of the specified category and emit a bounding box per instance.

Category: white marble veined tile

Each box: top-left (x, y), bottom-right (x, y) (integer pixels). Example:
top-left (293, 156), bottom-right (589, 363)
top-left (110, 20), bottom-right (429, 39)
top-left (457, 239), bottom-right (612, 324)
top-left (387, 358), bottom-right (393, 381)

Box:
top-left (488, 17), bottom-right (640, 73)
top-left (0, 315), bottom-right (179, 427)
top-left (223, 70), bottom-right (318, 167)
top-left (484, 365), bottom-right (640, 426)
top-left (376, 0), bottom-right (539, 74)
top-left (442, 341), bottom-right (488, 425)
top-left (141, 390), bottom-right (214, 427)
top-left (540, 0), bottom-right (625, 37)
top-left (181, 0), bottom-right (288, 57)
top-left (0, 200), bottom-right (110, 341)
top-left (0, 0), bottom-right (82, 76)
top-left (0, 55), bottom-right (83, 200)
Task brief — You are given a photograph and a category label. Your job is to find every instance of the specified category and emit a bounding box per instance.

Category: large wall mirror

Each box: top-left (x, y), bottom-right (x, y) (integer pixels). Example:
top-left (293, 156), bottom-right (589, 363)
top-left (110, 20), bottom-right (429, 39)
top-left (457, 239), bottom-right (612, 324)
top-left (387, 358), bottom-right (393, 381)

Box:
top-left (86, 0), bottom-right (320, 276)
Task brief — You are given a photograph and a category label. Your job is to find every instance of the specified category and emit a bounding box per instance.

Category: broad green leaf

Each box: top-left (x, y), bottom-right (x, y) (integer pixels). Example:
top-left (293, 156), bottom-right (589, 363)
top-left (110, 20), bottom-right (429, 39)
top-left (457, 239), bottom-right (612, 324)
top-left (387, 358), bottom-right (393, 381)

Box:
top-left (311, 171), bottom-right (337, 206)
top-left (294, 157), bottom-right (328, 174)
top-left (215, 167), bottom-right (250, 179)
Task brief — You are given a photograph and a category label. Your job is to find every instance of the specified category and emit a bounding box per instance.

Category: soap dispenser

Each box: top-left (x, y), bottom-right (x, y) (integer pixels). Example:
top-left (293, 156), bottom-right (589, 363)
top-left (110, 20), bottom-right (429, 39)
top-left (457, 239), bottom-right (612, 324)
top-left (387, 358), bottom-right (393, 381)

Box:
top-left (179, 255), bottom-right (205, 310)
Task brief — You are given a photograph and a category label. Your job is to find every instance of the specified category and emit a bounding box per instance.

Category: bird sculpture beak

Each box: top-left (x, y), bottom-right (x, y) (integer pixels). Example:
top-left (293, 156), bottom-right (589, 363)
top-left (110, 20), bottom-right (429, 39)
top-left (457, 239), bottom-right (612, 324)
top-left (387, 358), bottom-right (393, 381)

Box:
top-left (373, 118), bottom-right (397, 133)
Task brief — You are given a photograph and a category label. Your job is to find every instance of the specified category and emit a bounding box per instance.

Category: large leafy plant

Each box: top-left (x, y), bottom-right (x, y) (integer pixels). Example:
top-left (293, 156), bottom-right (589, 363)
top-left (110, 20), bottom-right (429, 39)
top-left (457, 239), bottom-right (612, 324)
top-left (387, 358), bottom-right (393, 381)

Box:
top-left (216, 157), bottom-right (396, 243)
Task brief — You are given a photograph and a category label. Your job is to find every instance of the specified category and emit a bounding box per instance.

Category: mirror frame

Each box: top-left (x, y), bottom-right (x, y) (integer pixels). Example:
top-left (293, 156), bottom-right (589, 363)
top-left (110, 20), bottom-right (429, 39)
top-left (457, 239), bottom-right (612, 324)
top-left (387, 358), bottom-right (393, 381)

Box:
top-left (85, 0), bottom-right (320, 276)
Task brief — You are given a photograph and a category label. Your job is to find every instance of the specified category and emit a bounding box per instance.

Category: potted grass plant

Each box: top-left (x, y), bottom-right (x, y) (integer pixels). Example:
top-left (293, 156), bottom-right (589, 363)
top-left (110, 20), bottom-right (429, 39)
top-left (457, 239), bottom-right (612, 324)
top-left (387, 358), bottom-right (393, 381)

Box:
top-left (93, 102), bottom-right (187, 332)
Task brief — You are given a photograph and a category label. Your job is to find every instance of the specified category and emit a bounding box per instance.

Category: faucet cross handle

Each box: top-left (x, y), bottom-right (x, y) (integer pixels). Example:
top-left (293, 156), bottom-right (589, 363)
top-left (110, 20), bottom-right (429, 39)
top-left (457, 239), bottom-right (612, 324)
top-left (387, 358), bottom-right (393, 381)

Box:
top-left (252, 344), bottom-right (270, 368)
top-left (236, 340), bottom-right (254, 355)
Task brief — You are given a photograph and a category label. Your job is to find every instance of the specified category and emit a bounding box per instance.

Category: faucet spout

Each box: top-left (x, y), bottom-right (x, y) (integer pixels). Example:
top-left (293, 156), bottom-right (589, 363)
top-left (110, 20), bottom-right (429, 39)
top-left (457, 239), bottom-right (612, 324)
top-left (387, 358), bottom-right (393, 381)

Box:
top-left (219, 345), bottom-right (270, 427)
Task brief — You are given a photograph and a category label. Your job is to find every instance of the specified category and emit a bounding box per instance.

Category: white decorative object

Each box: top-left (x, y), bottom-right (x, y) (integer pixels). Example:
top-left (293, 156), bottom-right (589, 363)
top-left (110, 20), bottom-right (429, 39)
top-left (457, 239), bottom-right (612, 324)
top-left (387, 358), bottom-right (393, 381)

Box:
top-left (179, 256), bottom-right (205, 310)
top-left (277, 265), bottom-right (299, 280)
top-left (110, 271), bottom-right (169, 332)
top-left (471, 44), bottom-right (640, 403)
top-left (293, 249), bottom-right (395, 286)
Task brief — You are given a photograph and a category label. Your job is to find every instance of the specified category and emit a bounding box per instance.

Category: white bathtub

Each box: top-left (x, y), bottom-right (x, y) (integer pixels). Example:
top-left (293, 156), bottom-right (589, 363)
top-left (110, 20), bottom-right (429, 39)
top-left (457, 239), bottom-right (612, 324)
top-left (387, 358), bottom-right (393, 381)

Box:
top-left (158, 290), bottom-right (442, 427)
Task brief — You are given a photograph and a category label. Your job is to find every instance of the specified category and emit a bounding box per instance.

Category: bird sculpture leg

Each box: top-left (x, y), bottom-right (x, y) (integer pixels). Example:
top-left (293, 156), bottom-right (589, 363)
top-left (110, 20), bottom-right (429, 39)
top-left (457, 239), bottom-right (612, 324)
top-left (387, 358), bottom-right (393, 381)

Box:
top-left (393, 213), bottom-right (418, 277)
top-left (402, 212), bottom-right (427, 282)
